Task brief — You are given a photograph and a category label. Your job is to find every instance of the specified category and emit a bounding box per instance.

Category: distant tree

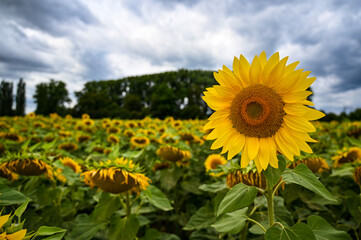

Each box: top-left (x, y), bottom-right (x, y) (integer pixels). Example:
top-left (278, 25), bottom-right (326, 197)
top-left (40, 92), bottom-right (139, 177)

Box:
top-left (33, 79), bottom-right (71, 116)
top-left (0, 80), bottom-right (14, 116)
top-left (15, 78), bottom-right (26, 116)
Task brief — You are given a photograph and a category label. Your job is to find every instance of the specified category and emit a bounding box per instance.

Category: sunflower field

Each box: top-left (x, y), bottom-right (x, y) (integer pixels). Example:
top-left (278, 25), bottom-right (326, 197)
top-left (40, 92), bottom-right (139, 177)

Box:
top-left (1, 53), bottom-right (361, 240)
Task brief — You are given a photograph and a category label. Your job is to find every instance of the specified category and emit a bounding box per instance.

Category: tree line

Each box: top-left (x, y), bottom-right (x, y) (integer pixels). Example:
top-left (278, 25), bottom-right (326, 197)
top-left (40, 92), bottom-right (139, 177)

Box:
top-left (0, 79), bottom-right (25, 116)
top-left (1, 70), bottom-right (359, 121)
top-left (0, 70), bottom-right (215, 119)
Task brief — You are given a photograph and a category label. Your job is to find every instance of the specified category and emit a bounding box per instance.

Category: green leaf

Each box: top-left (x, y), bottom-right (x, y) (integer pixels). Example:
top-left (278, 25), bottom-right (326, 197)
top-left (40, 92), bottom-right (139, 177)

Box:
top-left (159, 167), bottom-right (182, 191)
top-left (307, 215), bottom-right (352, 240)
top-left (0, 186), bottom-right (28, 205)
top-left (347, 136), bottom-right (361, 147)
top-left (41, 232), bottom-right (66, 240)
top-left (211, 208), bottom-right (248, 234)
top-left (20, 139), bottom-right (31, 151)
top-left (14, 198), bottom-right (29, 220)
top-left (142, 185), bottom-right (173, 211)
top-left (109, 214), bottom-right (139, 240)
top-left (90, 192), bottom-right (121, 222)
top-left (67, 214), bottom-right (106, 240)
top-left (199, 181), bottom-right (226, 193)
top-left (330, 165), bottom-right (354, 177)
top-left (184, 203), bottom-right (216, 231)
top-left (264, 155), bottom-right (286, 188)
top-left (265, 223), bottom-right (317, 240)
top-left (29, 142), bottom-right (42, 152)
top-left (282, 164), bottom-right (336, 202)
top-left (120, 149), bottom-right (144, 159)
top-left (217, 183), bottom-right (257, 216)
top-left (144, 228), bottom-right (180, 240)
top-left (37, 226), bottom-right (67, 236)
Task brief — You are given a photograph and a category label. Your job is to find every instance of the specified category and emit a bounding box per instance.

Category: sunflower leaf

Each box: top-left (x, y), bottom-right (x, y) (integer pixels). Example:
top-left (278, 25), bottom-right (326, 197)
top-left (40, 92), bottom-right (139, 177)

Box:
top-left (282, 164), bottom-right (336, 202)
top-left (142, 185), bottom-right (173, 211)
top-left (217, 183), bottom-right (257, 216)
top-left (265, 222), bottom-right (316, 240)
top-left (109, 214), bottom-right (139, 240)
top-left (211, 208), bottom-right (248, 234)
top-left (307, 215), bottom-right (352, 240)
top-left (263, 155), bottom-right (286, 188)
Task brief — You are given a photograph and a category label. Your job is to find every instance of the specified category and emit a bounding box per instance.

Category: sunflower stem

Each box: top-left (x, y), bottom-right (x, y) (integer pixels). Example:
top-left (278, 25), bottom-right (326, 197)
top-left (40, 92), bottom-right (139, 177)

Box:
top-left (265, 181), bottom-right (275, 227)
top-left (125, 191), bottom-right (131, 217)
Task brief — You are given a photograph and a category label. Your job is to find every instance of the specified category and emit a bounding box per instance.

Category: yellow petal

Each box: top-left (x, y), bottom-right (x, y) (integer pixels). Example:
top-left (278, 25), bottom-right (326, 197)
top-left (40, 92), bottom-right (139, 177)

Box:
top-left (241, 150), bottom-right (251, 168)
top-left (238, 54), bottom-right (251, 87)
top-left (210, 130), bottom-right (235, 150)
top-left (247, 137), bottom-right (259, 160)
top-left (268, 57), bottom-right (288, 87)
top-left (259, 51), bottom-right (267, 67)
top-left (303, 108), bottom-right (325, 121)
top-left (249, 55), bottom-right (262, 85)
top-left (279, 127), bottom-right (300, 156)
top-left (284, 115), bottom-right (316, 132)
top-left (278, 69), bottom-right (303, 94)
top-left (275, 131), bottom-right (294, 161)
top-left (284, 61), bottom-right (300, 76)
top-left (258, 138), bottom-right (270, 170)
top-left (284, 103), bottom-right (309, 116)
top-left (222, 65), bottom-right (244, 90)
top-left (227, 133), bottom-right (246, 160)
top-left (262, 52), bottom-right (279, 83)
top-left (282, 91), bottom-right (313, 103)
top-left (254, 158), bottom-right (263, 173)
top-left (6, 229), bottom-right (27, 240)
top-left (0, 214), bottom-right (10, 228)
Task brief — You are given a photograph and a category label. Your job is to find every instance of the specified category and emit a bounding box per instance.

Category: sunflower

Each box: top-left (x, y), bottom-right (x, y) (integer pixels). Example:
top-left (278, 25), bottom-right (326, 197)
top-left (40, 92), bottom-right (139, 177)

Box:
top-left (82, 158), bottom-right (151, 194)
top-left (112, 119), bottom-right (123, 127)
top-left (26, 112), bottom-right (36, 118)
top-left (333, 147), bottom-right (361, 167)
top-left (125, 121), bottom-right (137, 129)
top-left (159, 133), bottom-right (178, 145)
top-left (204, 154), bottom-right (227, 176)
top-left (60, 157), bottom-right (82, 173)
top-left (58, 142), bottom-right (78, 152)
top-left (354, 166), bottom-right (361, 186)
top-left (5, 158), bottom-right (53, 178)
top-left (289, 156), bottom-right (329, 173)
top-left (124, 129), bottom-right (135, 138)
top-left (76, 134), bottom-right (91, 143)
top-left (0, 163), bottom-right (18, 181)
top-left (130, 136), bottom-right (150, 149)
top-left (203, 52), bottom-right (324, 172)
top-left (171, 120), bottom-right (182, 129)
top-left (107, 135), bottom-right (119, 144)
top-left (156, 145), bottom-right (191, 163)
top-left (82, 113), bottom-right (90, 119)
top-left (82, 119), bottom-right (94, 127)
top-left (0, 213), bottom-right (27, 240)
top-left (0, 132), bottom-right (23, 142)
top-left (107, 126), bottom-right (121, 134)
top-left (92, 146), bottom-right (105, 154)
top-left (43, 135), bottom-right (56, 142)
top-left (227, 169), bottom-right (267, 189)
top-left (152, 162), bottom-right (170, 172)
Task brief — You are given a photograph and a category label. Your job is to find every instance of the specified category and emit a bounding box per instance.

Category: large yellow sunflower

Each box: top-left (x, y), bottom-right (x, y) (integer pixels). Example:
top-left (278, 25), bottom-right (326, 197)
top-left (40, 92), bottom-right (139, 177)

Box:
top-left (203, 52), bottom-right (324, 172)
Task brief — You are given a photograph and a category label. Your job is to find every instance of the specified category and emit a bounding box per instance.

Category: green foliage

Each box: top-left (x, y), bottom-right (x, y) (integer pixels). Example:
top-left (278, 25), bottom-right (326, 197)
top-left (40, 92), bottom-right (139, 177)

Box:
top-left (265, 223), bottom-right (316, 240)
top-left (33, 79), bottom-right (71, 116)
top-left (212, 208), bottom-right (248, 234)
top-left (15, 78), bottom-right (25, 116)
top-left (142, 185), bottom-right (173, 211)
top-left (0, 80), bottom-right (13, 116)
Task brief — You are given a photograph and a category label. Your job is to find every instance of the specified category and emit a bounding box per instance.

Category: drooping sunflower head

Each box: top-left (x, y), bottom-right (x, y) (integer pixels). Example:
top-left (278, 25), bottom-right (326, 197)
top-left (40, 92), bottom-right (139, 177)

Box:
top-left (58, 142), bottom-right (78, 152)
top-left (130, 136), bottom-right (150, 149)
top-left (354, 166), bottom-right (361, 186)
top-left (204, 154), bottom-right (227, 176)
top-left (226, 169), bottom-right (267, 189)
top-left (107, 134), bottom-right (120, 145)
top-left (107, 127), bottom-right (121, 134)
top-left (333, 147), bottom-right (361, 167)
top-left (60, 157), bottom-right (82, 173)
top-left (156, 145), bottom-right (191, 163)
top-left (0, 163), bottom-right (18, 181)
top-left (5, 158), bottom-right (53, 179)
top-left (203, 52), bottom-right (324, 172)
top-left (289, 156), bottom-right (329, 173)
top-left (82, 157), bottom-right (151, 194)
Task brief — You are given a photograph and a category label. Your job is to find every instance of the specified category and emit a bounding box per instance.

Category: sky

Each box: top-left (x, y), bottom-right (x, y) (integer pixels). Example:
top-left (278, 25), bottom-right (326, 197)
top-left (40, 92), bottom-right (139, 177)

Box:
top-left (0, 0), bottom-right (360, 114)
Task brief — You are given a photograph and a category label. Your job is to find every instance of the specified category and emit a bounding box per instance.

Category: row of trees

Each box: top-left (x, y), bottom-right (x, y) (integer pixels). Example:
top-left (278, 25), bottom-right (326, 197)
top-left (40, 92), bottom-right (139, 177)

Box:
top-left (0, 79), bottom-right (25, 116)
top-left (2, 70), bottom-right (360, 120)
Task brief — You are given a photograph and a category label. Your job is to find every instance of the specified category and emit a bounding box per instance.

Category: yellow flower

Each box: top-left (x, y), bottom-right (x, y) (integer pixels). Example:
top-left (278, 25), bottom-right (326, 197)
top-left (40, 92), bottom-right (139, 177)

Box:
top-left (130, 136), bottom-right (150, 149)
top-left (0, 163), bottom-right (18, 181)
top-left (226, 169), bottom-right (267, 189)
top-left (204, 154), bottom-right (227, 176)
top-left (82, 158), bottom-right (151, 194)
top-left (156, 145), bottom-right (191, 163)
top-left (60, 157), bottom-right (82, 173)
top-left (76, 135), bottom-right (91, 143)
top-left (106, 127), bottom-right (121, 134)
top-left (82, 113), bottom-right (90, 119)
top-left (203, 52), bottom-right (324, 172)
top-left (107, 135), bottom-right (119, 144)
top-left (354, 166), bottom-right (361, 186)
top-left (333, 147), bottom-right (361, 167)
top-left (5, 158), bottom-right (53, 179)
top-left (289, 156), bottom-right (329, 173)
top-left (58, 142), bottom-right (78, 152)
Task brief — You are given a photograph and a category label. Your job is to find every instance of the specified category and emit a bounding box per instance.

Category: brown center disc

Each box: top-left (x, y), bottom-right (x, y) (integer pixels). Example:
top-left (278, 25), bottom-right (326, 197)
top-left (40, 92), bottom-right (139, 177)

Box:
top-left (230, 84), bottom-right (285, 138)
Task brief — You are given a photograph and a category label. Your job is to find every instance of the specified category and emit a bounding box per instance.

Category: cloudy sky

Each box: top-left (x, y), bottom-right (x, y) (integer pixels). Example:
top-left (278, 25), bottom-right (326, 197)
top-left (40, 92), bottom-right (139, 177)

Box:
top-left (0, 0), bottom-right (360, 114)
